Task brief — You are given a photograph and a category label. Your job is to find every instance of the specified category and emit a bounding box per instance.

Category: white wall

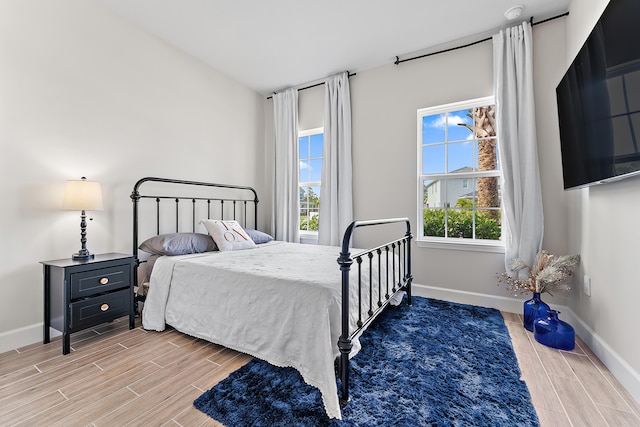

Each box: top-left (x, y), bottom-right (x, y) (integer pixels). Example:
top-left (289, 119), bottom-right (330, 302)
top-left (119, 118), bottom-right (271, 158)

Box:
top-left (564, 0), bottom-right (640, 397)
top-left (0, 0), bottom-right (266, 351)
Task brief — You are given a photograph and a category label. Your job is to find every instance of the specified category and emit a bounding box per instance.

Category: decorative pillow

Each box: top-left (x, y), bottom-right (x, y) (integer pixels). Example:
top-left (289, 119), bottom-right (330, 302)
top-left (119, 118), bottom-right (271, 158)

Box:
top-left (244, 228), bottom-right (274, 244)
top-left (139, 233), bottom-right (217, 256)
top-left (201, 219), bottom-right (256, 251)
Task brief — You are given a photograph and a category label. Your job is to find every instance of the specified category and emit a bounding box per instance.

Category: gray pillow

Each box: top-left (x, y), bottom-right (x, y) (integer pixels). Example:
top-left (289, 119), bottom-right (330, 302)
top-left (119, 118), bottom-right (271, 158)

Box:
top-left (139, 233), bottom-right (218, 256)
top-left (244, 228), bottom-right (274, 244)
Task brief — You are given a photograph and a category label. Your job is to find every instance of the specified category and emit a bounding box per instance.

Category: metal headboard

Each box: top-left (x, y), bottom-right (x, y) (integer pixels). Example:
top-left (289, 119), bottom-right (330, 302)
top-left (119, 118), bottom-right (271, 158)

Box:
top-left (130, 177), bottom-right (259, 272)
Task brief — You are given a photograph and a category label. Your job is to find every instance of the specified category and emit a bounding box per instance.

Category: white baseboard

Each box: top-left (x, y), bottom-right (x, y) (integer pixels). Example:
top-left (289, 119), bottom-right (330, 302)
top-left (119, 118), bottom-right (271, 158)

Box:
top-left (0, 323), bottom-right (62, 354)
top-left (0, 323), bottom-right (43, 354)
top-left (411, 282), bottom-right (526, 313)
top-left (559, 306), bottom-right (640, 407)
top-left (412, 283), bottom-right (640, 405)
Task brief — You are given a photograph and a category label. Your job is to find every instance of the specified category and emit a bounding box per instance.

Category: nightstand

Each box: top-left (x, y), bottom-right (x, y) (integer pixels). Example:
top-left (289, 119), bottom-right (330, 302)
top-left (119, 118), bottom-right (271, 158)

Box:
top-left (41, 253), bottom-right (135, 354)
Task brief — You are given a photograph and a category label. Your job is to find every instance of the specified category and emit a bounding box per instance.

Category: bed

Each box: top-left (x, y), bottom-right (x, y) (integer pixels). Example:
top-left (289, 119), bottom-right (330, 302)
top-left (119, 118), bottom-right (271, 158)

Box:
top-left (131, 177), bottom-right (413, 419)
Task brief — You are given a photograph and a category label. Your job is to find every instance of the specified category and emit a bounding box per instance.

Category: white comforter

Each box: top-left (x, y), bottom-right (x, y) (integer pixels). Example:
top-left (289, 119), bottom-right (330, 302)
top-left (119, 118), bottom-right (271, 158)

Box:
top-left (142, 241), bottom-right (391, 419)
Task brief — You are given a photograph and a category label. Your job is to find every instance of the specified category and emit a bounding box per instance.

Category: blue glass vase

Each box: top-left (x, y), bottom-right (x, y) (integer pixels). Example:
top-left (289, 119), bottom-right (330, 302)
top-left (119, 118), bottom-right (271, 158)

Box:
top-left (534, 310), bottom-right (575, 350)
top-left (523, 292), bottom-right (550, 332)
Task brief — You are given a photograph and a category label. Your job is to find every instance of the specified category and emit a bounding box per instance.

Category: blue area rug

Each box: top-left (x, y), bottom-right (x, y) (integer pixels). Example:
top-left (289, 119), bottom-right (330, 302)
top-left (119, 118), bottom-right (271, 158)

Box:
top-left (194, 296), bottom-right (539, 426)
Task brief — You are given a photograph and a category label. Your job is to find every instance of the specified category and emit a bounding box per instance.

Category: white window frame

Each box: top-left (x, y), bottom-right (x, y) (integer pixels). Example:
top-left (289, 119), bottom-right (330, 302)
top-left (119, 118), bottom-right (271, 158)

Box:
top-left (416, 96), bottom-right (504, 253)
top-left (298, 127), bottom-right (323, 242)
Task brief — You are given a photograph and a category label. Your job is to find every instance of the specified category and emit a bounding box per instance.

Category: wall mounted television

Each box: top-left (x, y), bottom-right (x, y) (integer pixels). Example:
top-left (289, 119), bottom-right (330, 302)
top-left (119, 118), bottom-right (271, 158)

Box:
top-left (556, 0), bottom-right (640, 190)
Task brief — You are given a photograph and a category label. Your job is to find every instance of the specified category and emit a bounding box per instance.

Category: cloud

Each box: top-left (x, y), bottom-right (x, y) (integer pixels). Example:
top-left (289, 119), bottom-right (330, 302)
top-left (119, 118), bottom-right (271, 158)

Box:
top-left (300, 161), bottom-right (309, 170)
top-left (427, 113), bottom-right (470, 129)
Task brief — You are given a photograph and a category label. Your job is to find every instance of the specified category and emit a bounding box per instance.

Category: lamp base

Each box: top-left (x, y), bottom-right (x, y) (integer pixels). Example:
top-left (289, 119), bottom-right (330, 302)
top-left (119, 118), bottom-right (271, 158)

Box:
top-left (72, 251), bottom-right (94, 261)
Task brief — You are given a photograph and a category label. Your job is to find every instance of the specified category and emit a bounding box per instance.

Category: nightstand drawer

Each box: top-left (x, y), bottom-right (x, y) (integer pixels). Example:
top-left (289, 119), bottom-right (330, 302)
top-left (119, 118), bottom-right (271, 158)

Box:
top-left (70, 264), bottom-right (131, 299)
top-left (69, 289), bottom-right (130, 330)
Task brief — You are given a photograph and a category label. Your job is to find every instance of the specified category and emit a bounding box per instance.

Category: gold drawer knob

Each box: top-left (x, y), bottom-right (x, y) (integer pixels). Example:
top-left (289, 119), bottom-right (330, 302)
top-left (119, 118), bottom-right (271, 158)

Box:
top-left (100, 304), bottom-right (109, 311)
top-left (99, 277), bottom-right (109, 285)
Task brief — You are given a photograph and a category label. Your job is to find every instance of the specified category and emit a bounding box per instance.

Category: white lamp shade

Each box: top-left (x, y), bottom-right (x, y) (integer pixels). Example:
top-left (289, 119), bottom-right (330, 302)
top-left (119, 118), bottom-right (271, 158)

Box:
top-left (63, 179), bottom-right (104, 211)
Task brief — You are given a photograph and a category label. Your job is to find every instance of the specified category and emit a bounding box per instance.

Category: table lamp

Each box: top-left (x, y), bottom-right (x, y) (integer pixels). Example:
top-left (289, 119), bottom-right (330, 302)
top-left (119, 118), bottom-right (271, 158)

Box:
top-left (63, 177), bottom-right (104, 260)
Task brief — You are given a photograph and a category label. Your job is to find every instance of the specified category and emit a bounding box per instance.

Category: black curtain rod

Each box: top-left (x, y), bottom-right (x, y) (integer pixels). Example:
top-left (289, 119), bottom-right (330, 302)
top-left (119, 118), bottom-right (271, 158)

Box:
top-left (266, 72), bottom-right (356, 100)
top-left (394, 11), bottom-right (569, 65)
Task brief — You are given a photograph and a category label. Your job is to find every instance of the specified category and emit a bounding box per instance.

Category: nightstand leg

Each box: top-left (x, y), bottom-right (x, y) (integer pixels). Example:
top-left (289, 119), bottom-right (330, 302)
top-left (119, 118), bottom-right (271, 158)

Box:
top-left (63, 332), bottom-right (70, 355)
top-left (43, 266), bottom-right (51, 344)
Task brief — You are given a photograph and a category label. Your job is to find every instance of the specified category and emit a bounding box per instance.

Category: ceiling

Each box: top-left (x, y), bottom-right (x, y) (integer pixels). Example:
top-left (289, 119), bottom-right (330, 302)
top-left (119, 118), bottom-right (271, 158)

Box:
top-left (97, 0), bottom-right (570, 95)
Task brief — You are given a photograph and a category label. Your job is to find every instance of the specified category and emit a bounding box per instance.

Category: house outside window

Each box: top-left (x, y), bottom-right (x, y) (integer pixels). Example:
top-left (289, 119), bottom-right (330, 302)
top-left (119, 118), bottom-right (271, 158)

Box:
top-left (417, 97), bottom-right (503, 250)
top-left (299, 128), bottom-right (323, 236)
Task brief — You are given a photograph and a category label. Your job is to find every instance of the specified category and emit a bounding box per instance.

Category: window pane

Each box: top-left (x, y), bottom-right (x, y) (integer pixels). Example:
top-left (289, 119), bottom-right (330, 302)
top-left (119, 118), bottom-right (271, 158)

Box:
top-left (447, 109), bottom-right (473, 142)
top-left (302, 186), bottom-right (319, 212)
top-left (472, 105), bottom-right (496, 139)
top-left (422, 114), bottom-right (446, 144)
top-left (300, 186), bottom-right (309, 233)
top-left (447, 208), bottom-right (472, 238)
top-left (444, 177), bottom-right (472, 208)
top-left (299, 186), bottom-right (310, 210)
top-left (299, 136), bottom-right (309, 158)
top-left (476, 209), bottom-right (502, 240)
top-left (310, 134), bottom-right (323, 157)
top-left (299, 160), bottom-right (309, 182)
top-left (300, 186), bottom-right (320, 231)
top-left (307, 208), bottom-right (319, 232)
top-left (477, 177), bottom-right (500, 208)
top-left (423, 179), bottom-right (440, 208)
top-left (422, 144), bottom-right (445, 174)
top-left (454, 178), bottom-right (475, 209)
top-left (423, 208), bottom-right (445, 237)
top-left (309, 159), bottom-right (322, 182)
top-left (448, 141), bottom-right (476, 173)
top-left (478, 139), bottom-right (498, 171)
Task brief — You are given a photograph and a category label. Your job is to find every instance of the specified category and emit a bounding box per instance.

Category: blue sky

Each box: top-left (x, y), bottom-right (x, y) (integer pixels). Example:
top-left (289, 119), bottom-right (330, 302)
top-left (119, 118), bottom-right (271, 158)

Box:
top-left (299, 133), bottom-right (323, 183)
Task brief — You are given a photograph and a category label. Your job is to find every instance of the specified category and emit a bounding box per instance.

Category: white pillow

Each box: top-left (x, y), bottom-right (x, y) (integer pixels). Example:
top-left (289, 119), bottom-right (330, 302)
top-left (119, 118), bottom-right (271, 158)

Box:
top-left (201, 219), bottom-right (256, 251)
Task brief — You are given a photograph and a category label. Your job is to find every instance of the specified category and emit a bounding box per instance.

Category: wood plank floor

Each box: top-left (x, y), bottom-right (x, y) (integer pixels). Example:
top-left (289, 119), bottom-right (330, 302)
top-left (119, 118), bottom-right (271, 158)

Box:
top-left (0, 313), bottom-right (638, 426)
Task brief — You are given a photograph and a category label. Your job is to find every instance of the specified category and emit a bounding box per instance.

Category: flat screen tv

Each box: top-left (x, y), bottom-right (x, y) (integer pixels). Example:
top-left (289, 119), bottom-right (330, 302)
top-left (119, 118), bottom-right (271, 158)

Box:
top-left (556, 0), bottom-right (640, 189)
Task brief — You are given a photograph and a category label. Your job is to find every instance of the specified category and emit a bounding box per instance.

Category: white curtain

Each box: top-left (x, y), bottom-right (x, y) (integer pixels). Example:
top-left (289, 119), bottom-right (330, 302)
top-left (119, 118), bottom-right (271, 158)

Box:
top-left (493, 21), bottom-right (544, 270)
top-left (272, 88), bottom-right (300, 243)
top-left (318, 72), bottom-right (353, 246)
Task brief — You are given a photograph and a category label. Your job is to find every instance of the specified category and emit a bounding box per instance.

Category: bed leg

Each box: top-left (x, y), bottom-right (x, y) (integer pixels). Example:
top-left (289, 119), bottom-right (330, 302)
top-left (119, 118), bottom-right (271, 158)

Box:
top-left (338, 336), bottom-right (352, 405)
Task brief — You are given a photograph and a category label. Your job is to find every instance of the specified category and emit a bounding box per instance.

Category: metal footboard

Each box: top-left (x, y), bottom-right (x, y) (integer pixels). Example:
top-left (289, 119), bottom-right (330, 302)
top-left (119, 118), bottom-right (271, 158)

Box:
top-left (337, 218), bottom-right (413, 405)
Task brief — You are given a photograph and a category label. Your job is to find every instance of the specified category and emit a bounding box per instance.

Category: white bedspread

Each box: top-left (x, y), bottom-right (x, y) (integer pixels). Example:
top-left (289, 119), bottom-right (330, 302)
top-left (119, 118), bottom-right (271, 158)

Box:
top-left (142, 241), bottom-right (393, 419)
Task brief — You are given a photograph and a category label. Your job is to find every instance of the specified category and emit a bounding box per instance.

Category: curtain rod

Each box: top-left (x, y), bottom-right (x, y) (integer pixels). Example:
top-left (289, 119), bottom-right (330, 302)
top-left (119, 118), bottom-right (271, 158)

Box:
top-left (266, 72), bottom-right (356, 100)
top-left (394, 11), bottom-right (569, 65)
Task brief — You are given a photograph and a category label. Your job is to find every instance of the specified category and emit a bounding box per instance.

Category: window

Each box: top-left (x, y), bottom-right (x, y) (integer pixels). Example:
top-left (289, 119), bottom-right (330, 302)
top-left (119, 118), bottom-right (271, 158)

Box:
top-left (299, 128), bottom-right (323, 233)
top-left (417, 97), bottom-right (502, 248)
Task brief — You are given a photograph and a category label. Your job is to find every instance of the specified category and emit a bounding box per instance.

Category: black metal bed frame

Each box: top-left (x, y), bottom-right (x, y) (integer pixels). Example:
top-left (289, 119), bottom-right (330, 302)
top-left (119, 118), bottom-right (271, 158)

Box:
top-left (130, 177), bottom-right (413, 409)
